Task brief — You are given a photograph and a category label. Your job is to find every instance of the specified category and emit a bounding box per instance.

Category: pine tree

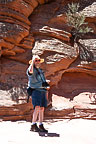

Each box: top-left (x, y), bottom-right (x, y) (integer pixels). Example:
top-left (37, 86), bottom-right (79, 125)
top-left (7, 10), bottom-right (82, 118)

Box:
top-left (66, 3), bottom-right (94, 61)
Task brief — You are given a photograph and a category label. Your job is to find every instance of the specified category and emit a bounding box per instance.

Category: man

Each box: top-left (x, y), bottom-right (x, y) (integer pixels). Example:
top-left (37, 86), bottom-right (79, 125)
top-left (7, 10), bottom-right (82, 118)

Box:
top-left (26, 55), bottom-right (50, 133)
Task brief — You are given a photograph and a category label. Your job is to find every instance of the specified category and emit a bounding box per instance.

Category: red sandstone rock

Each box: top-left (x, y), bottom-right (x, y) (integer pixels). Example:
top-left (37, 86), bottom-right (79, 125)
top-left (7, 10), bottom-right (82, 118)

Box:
top-left (37, 0), bottom-right (45, 4)
top-left (24, 0), bottom-right (38, 9)
top-left (0, 39), bottom-right (14, 50)
top-left (12, 46), bottom-right (25, 54)
top-left (2, 50), bottom-right (16, 56)
top-left (1, 0), bottom-right (34, 17)
top-left (0, 8), bottom-right (31, 25)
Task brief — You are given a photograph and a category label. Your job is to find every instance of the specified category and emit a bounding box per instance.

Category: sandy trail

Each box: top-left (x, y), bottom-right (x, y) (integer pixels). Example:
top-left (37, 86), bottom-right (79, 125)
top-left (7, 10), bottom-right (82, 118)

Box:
top-left (0, 119), bottom-right (96, 144)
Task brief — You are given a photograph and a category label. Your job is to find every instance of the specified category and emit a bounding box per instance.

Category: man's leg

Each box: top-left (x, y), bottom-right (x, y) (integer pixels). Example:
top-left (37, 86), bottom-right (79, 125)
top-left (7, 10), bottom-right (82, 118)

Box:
top-left (38, 107), bottom-right (44, 124)
top-left (30, 106), bottom-right (40, 132)
top-left (32, 106), bottom-right (40, 123)
top-left (38, 107), bottom-right (48, 133)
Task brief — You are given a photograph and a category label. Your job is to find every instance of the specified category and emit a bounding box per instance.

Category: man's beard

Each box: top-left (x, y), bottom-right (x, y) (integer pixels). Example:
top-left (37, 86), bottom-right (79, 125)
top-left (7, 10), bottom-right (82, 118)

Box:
top-left (35, 63), bottom-right (41, 68)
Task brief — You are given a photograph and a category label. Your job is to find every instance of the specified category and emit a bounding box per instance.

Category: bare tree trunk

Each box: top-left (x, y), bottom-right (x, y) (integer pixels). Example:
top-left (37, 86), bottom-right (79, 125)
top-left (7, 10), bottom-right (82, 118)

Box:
top-left (76, 41), bottom-right (94, 62)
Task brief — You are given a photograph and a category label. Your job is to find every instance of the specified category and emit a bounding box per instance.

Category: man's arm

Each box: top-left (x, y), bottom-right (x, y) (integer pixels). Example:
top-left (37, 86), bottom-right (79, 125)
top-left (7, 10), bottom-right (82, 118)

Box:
top-left (28, 61), bottom-right (34, 74)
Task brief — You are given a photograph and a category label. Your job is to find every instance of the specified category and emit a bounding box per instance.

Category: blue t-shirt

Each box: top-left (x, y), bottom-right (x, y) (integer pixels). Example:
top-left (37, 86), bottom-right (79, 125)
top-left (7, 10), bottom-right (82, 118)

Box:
top-left (26, 67), bottom-right (46, 89)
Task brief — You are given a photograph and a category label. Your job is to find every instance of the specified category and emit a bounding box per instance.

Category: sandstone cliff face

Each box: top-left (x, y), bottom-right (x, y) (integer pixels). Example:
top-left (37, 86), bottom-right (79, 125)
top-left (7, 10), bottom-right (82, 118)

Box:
top-left (0, 0), bottom-right (96, 121)
top-left (0, 0), bottom-right (51, 90)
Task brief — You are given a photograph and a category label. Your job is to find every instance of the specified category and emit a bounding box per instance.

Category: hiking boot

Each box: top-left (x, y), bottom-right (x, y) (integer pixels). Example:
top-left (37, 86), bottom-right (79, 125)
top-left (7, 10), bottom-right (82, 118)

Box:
top-left (39, 124), bottom-right (48, 133)
top-left (30, 123), bottom-right (40, 132)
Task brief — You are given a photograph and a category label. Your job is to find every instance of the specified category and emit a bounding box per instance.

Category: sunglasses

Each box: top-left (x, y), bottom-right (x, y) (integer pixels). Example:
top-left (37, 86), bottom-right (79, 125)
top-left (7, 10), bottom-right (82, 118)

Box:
top-left (35, 59), bottom-right (40, 62)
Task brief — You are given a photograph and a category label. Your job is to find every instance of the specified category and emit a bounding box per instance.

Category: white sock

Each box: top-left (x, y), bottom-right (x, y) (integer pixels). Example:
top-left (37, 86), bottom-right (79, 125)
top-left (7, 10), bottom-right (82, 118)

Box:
top-left (39, 122), bottom-right (43, 125)
top-left (32, 122), bottom-right (36, 125)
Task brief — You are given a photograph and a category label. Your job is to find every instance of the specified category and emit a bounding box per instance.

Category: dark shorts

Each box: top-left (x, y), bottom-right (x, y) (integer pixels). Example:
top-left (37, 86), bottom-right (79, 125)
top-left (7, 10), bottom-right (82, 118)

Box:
top-left (32, 89), bottom-right (47, 109)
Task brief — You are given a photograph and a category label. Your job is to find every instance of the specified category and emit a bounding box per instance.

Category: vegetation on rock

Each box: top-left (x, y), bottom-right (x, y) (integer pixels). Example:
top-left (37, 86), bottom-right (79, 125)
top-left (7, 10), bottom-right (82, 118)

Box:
top-left (66, 2), bottom-right (94, 61)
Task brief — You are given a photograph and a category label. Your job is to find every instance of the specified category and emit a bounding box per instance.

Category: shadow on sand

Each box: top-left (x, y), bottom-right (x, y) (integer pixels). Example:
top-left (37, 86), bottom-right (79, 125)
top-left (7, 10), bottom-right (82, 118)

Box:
top-left (39, 132), bottom-right (60, 137)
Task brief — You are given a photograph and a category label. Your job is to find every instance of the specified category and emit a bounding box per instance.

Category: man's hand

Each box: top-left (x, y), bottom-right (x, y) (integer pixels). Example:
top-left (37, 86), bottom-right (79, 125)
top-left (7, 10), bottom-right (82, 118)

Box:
top-left (46, 80), bottom-right (50, 83)
top-left (46, 86), bottom-right (50, 90)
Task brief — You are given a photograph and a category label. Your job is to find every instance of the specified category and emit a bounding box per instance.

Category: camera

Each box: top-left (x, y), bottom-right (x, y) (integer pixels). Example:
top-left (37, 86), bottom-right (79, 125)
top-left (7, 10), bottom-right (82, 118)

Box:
top-left (42, 82), bottom-right (49, 87)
